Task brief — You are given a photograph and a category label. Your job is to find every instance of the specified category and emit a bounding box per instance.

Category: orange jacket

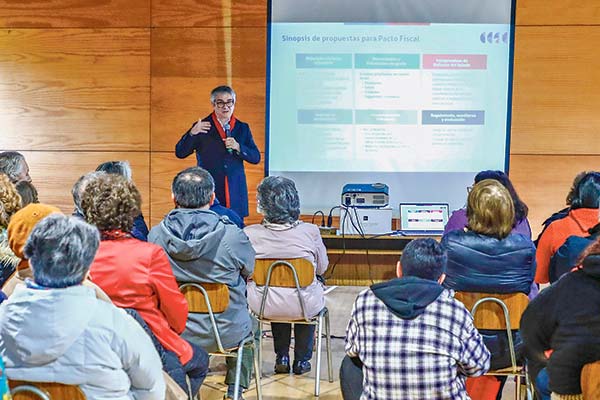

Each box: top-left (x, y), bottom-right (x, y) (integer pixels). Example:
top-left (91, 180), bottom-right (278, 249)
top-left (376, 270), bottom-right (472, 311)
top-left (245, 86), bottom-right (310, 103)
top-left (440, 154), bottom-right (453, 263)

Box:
top-left (535, 208), bottom-right (599, 283)
top-left (89, 238), bottom-right (192, 364)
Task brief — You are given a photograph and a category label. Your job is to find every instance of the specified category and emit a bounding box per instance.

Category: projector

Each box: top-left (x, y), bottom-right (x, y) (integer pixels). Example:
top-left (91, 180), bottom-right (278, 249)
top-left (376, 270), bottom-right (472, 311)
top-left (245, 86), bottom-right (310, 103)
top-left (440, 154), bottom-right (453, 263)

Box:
top-left (341, 183), bottom-right (389, 208)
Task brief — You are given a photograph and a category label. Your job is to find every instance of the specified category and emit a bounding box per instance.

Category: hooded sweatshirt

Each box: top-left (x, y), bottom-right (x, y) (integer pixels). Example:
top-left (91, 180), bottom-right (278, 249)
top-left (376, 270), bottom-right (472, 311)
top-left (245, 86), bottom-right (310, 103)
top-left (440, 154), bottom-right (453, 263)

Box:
top-left (149, 208), bottom-right (255, 352)
top-left (0, 284), bottom-right (164, 400)
top-left (370, 276), bottom-right (444, 319)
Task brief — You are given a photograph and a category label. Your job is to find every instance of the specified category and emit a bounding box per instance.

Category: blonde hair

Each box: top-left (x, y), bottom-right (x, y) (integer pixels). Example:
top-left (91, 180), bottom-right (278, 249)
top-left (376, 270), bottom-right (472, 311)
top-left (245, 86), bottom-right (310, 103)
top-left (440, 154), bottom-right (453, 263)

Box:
top-left (467, 179), bottom-right (515, 239)
top-left (0, 173), bottom-right (22, 228)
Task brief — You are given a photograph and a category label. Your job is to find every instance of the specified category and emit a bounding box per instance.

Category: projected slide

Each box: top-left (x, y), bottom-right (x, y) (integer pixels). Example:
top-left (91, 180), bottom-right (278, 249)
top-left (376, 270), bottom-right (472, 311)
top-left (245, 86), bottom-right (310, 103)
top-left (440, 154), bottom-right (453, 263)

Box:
top-left (267, 0), bottom-right (515, 215)
top-left (269, 22), bottom-right (510, 173)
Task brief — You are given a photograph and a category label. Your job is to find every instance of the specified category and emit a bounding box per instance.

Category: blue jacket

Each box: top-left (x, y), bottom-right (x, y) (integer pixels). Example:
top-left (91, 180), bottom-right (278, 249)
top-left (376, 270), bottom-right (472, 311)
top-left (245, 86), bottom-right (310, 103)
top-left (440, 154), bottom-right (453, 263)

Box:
top-left (210, 197), bottom-right (244, 229)
top-left (441, 230), bottom-right (536, 294)
top-left (175, 114), bottom-right (261, 218)
top-left (549, 224), bottom-right (600, 283)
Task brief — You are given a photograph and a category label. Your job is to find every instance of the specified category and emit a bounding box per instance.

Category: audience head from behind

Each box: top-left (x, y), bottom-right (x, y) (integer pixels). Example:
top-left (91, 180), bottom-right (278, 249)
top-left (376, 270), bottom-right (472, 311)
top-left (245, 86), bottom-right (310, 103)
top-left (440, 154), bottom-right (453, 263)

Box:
top-left (256, 176), bottom-right (300, 224)
top-left (71, 172), bottom-right (106, 217)
top-left (474, 170), bottom-right (528, 223)
top-left (8, 203), bottom-right (61, 271)
top-left (95, 161), bottom-right (132, 181)
top-left (80, 173), bottom-right (141, 234)
top-left (467, 179), bottom-right (515, 240)
top-left (24, 214), bottom-right (99, 288)
top-left (172, 167), bottom-right (215, 209)
top-left (398, 238), bottom-right (447, 283)
top-left (0, 173), bottom-right (22, 229)
top-left (0, 152), bottom-right (30, 184)
top-left (568, 171), bottom-right (600, 210)
top-left (15, 181), bottom-right (38, 207)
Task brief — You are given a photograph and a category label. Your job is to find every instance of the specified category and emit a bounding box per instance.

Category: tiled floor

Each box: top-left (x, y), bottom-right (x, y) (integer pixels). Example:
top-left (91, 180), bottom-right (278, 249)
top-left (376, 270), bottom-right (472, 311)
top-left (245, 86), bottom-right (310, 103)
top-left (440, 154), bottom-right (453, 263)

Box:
top-left (199, 286), bottom-right (520, 400)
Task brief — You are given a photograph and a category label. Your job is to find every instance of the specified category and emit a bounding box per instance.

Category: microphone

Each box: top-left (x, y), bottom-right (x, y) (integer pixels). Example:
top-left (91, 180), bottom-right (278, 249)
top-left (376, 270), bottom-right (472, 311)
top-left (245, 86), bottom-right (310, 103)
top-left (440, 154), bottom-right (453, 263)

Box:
top-left (224, 122), bottom-right (233, 154)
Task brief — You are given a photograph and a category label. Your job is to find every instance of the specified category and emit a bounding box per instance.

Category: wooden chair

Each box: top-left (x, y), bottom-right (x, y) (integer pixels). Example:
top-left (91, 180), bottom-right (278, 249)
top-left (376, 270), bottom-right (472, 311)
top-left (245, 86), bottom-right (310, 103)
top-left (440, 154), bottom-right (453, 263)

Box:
top-left (9, 380), bottom-right (85, 399)
top-left (581, 360), bottom-right (600, 399)
top-left (179, 282), bottom-right (262, 400)
top-left (252, 258), bottom-right (333, 397)
top-left (454, 292), bottom-right (532, 400)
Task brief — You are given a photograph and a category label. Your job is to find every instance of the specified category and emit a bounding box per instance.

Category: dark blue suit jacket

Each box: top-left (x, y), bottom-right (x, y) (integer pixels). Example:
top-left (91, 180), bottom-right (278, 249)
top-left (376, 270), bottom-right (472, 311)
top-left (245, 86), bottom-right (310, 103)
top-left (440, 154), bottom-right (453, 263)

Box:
top-left (175, 114), bottom-right (261, 218)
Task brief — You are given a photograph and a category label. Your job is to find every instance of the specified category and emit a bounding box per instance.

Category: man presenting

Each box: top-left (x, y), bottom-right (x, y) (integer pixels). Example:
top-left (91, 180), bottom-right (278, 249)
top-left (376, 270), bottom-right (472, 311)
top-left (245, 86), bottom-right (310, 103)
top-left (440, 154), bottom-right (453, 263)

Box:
top-left (175, 86), bottom-right (260, 219)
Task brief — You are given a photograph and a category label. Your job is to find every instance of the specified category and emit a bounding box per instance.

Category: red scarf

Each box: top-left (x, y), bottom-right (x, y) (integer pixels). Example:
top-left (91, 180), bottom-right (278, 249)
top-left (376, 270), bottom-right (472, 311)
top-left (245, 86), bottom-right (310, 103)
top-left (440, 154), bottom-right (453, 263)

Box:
top-left (210, 112), bottom-right (237, 208)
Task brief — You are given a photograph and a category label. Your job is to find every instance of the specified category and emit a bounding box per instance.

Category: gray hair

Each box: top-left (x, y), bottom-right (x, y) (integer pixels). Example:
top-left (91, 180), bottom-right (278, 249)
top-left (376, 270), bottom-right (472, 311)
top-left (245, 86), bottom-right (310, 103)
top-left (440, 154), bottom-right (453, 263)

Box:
top-left (95, 160), bottom-right (132, 181)
top-left (210, 85), bottom-right (236, 103)
top-left (172, 167), bottom-right (215, 208)
top-left (0, 151), bottom-right (27, 183)
top-left (72, 171), bottom-right (106, 215)
top-left (24, 214), bottom-right (100, 288)
top-left (257, 176), bottom-right (300, 224)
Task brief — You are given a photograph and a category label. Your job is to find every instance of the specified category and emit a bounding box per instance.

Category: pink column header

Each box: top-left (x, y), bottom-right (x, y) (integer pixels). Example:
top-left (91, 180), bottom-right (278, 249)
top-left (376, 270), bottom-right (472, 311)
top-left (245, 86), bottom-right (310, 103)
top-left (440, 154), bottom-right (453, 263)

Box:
top-left (422, 54), bottom-right (487, 69)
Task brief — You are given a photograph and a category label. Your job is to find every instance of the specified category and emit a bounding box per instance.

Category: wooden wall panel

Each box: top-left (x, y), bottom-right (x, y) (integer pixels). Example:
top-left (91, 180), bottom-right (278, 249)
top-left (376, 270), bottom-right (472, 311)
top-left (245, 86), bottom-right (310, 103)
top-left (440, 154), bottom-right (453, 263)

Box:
top-left (152, 0), bottom-right (266, 27)
top-left (509, 154), bottom-right (600, 237)
top-left (511, 26), bottom-right (600, 155)
top-left (150, 152), bottom-right (265, 227)
top-left (0, 29), bottom-right (150, 151)
top-left (0, 0), bottom-right (150, 28)
top-left (21, 151), bottom-right (150, 218)
top-left (151, 28), bottom-right (266, 151)
top-left (516, 0), bottom-right (600, 26)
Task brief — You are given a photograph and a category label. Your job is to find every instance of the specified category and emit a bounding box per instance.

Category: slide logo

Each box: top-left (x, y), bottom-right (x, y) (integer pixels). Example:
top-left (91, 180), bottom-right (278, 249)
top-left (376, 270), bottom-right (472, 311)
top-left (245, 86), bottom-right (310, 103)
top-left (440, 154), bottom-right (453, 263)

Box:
top-left (480, 32), bottom-right (508, 44)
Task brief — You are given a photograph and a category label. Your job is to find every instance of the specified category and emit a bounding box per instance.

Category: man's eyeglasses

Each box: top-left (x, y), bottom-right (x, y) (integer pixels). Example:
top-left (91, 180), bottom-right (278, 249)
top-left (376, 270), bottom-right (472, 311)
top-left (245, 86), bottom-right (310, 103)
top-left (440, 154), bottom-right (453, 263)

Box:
top-left (214, 100), bottom-right (235, 109)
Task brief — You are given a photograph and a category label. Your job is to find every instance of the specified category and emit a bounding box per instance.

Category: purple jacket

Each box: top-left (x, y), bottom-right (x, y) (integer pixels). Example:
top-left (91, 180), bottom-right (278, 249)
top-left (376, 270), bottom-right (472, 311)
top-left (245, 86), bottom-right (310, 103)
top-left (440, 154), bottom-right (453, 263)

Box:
top-left (443, 208), bottom-right (532, 239)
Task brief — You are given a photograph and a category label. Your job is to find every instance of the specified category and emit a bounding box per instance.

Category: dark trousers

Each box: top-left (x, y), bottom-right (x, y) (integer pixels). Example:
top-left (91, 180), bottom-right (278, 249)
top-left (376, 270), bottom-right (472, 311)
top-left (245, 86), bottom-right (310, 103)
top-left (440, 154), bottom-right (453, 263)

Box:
top-left (271, 322), bottom-right (315, 362)
top-left (126, 309), bottom-right (209, 396)
top-left (339, 355), bottom-right (363, 400)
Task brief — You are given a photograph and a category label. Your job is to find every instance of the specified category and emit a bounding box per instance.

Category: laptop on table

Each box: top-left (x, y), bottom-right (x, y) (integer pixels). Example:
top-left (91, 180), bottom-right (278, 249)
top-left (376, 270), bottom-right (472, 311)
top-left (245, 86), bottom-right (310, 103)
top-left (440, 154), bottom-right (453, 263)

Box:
top-left (399, 203), bottom-right (449, 236)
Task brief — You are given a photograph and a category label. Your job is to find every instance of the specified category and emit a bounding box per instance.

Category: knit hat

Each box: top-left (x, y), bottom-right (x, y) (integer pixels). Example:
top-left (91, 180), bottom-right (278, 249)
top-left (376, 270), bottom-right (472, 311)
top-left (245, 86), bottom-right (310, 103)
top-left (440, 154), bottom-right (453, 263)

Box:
top-left (7, 203), bottom-right (61, 269)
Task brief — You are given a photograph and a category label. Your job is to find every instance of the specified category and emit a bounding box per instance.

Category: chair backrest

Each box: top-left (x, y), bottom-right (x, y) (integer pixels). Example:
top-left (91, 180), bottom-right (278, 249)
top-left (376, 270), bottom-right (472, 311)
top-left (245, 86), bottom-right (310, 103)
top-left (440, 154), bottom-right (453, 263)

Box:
top-left (581, 360), bottom-right (600, 399)
top-left (253, 259), bottom-right (314, 288)
top-left (180, 283), bottom-right (230, 313)
top-left (454, 292), bottom-right (529, 330)
top-left (9, 380), bottom-right (86, 400)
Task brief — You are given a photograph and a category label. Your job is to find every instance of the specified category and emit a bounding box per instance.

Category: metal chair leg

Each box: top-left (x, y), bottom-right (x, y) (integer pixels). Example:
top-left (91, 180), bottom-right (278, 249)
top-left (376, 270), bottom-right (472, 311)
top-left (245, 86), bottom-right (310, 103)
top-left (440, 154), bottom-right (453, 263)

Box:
top-left (515, 374), bottom-right (522, 400)
top-left (315, 316), bottom-right (324, 396)
top-left (253, 342), bottom-right (263, 400)
top-left (233, 345), bottom-right (244, 400)
top-left (257, 321), bottom-right (263, 378)
top-left (325, 311), bottom-right (333, 383)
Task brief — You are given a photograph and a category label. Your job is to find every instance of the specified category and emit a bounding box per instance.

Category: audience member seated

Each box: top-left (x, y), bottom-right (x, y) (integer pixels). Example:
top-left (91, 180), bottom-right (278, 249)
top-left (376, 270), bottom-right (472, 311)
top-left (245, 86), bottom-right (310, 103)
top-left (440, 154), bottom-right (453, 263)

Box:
top-left (444, 170), bottom-right (531, 238)
top-left (80, 173), bottom-right (209, 396)
top-left (534, 171), bottom-right (590, 246)
top-left (536, 171), bottom-right (600, 284)
top-left (95, 160), bottom-right (149, 241)
top-left (15, 180), bottom-right (38, 207)
top-left (149, 167), bottom-right (255, 400)
top-left (2, 203), bottom-right (111, 302)
top-left (521, 240), bottom-right (600, 400)
top-left (0, 151), bottom-right (31, 184)
top-left (341, 238), bottom-right (490, 400)
top-left (549, 212), bottom-right (600, 283)
top-left (244, 176), bottom-right (329, 376)
top-left (0, 173), bottom-right (22, 286)
top-left (441, 179), bottom-right (536, 397)
top-left (0, 214), bottom-right (165, 399)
